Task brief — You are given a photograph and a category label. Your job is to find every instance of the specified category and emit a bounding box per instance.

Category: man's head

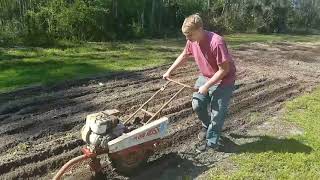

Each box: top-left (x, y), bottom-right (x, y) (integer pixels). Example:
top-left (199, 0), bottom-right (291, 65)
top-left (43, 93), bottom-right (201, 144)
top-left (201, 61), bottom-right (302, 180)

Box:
top-left (181, 13), bottom-right (204, 42)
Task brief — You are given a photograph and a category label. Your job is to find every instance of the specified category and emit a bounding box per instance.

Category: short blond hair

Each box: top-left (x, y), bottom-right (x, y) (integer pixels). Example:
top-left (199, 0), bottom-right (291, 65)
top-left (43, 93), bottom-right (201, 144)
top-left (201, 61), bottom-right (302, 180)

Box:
top-left (181, 13), bottom-right (203, 35)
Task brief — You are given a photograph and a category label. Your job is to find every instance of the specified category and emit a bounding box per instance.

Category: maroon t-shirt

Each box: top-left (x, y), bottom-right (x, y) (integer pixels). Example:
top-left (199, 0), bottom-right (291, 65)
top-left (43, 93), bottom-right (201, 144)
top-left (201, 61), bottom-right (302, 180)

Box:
top-left (184, 31), bottom-right (236, 85)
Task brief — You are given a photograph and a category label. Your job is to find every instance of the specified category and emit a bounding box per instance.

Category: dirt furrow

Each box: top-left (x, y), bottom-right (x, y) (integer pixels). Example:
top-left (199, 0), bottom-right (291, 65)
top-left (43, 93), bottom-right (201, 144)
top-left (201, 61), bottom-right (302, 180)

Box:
top-left (0, 42), bottom-right (319, 179)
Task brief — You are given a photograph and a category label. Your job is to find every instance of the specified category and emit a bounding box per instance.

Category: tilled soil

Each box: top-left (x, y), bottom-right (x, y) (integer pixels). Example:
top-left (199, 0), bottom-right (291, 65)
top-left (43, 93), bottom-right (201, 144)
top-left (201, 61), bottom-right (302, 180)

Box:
top-left (0, 42), bottom-right (319, 180)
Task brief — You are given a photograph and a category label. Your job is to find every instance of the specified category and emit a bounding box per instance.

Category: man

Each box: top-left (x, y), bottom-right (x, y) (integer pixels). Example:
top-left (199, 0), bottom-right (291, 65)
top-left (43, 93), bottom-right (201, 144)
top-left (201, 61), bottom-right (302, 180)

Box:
top-left (163, 14), bottom-right (236, 152)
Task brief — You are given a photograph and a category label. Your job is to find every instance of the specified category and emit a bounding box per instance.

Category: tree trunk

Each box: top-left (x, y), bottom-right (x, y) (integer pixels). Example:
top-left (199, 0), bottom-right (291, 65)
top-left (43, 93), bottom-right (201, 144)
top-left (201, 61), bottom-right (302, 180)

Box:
top-left (150, 0), bottom-right (156, 34)
top-left (112, 0), bottom-right (118, 18)
top-left (141, 10), bottom-right (144, 29)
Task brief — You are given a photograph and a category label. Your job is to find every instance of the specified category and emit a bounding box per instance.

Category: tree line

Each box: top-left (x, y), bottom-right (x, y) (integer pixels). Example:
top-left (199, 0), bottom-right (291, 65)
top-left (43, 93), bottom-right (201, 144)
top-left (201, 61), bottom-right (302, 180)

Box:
top-left (0, 0), bottom-right (319, 45)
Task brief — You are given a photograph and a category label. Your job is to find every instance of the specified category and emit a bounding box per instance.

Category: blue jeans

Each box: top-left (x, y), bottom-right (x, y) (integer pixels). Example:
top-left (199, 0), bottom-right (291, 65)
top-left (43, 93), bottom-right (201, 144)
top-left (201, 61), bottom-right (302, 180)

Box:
top-left (192, 76), bottom-right (235, 146)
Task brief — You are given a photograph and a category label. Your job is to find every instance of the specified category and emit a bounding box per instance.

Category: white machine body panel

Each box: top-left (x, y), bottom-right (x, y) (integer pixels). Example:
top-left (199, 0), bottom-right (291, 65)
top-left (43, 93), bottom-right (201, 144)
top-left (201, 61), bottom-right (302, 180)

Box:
top-left (108, 117), bottom-right (169, 153)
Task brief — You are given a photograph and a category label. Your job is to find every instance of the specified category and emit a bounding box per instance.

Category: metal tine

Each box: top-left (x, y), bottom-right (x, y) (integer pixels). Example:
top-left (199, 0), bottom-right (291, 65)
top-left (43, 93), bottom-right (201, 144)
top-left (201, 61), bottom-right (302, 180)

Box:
top-left (124, 81), bottom-right (171, 125)
top-left (146, 86), bottom-right (185, 124)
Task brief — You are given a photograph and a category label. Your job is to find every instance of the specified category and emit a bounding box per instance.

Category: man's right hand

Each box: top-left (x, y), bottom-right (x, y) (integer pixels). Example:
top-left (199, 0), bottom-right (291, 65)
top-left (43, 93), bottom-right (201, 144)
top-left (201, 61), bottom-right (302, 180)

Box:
top-left (162, 71), bottom-right (171, 79)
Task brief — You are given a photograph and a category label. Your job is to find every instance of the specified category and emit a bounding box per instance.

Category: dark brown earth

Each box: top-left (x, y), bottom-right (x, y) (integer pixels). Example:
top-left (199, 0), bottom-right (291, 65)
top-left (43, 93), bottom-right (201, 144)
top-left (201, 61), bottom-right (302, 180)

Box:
top-left (0, 42), bottom-right (319, 180)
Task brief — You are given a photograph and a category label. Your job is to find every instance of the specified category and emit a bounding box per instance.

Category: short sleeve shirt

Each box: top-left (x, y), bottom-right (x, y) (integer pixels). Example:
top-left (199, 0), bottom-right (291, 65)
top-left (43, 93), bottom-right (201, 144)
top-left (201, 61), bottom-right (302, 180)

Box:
top-left (184, 31), bottom-right (236, 85)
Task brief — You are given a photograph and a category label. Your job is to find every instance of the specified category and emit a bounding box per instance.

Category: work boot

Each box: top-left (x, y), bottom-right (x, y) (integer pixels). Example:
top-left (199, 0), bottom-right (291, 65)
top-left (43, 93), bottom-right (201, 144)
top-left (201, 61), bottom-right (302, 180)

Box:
top-left (198, 127), bottom-right (207, 141)
top-left (195, 141), bottom-right (219, 153)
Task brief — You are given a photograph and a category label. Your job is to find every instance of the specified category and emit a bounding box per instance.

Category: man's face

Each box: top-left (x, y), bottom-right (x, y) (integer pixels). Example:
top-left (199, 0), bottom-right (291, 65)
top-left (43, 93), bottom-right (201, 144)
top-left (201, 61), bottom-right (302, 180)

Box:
top-left (184, 28), bottom-right (202, 42)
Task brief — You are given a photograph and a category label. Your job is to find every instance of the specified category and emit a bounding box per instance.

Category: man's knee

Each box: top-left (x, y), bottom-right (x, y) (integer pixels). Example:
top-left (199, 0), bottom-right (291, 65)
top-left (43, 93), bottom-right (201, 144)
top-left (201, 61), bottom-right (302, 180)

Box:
top-left (192, 98), bottom-right (206, 112)
top-left (192, 93), bottom-right (208, 111)
top-left (192, 99), bottom-right (200, 111)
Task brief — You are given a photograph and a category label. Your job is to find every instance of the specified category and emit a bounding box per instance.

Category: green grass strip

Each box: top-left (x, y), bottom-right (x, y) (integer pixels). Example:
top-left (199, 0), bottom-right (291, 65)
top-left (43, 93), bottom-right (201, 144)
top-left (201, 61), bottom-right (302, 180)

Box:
top-left (208, 88), bottom-right (320, 180)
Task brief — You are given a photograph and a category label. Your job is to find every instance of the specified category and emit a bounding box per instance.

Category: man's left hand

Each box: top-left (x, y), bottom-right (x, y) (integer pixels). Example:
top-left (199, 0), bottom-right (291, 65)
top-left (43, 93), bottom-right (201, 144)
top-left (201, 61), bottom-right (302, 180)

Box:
top-left (198, 85), bottom-right (209, 95)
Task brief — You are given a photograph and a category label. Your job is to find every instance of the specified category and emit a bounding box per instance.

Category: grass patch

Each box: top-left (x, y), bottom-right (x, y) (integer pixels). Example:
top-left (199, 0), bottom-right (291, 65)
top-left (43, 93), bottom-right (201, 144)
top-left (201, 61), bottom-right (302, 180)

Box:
top-left (0, 40), bottom-right (182, 92)
top-left (207, 88), bottom-right (320, 179)
top-left (1, 34), bottom-right (320, 93)
top-left (225, 33), bottom-right (320, 47)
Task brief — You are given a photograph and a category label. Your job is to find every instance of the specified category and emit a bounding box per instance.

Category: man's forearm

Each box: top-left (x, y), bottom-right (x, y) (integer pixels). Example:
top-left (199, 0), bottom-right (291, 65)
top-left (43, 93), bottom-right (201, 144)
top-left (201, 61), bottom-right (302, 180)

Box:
top-left (166, 53), bottom-right (188, 73)
top-left (203, 61), bottom-right (230, 88)
top-left (203, 69), bottom-right (228, 89)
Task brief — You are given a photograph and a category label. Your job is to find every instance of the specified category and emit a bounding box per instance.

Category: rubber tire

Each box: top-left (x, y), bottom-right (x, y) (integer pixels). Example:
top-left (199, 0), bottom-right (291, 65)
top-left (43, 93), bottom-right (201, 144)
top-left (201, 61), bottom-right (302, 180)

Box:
top-left (109, 150), bottom-right (149, 176)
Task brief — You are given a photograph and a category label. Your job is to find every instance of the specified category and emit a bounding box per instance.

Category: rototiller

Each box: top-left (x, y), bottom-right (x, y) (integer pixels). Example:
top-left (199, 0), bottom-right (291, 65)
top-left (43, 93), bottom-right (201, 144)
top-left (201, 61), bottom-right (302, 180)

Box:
top-left (53, 78), bottom-right (195, 179)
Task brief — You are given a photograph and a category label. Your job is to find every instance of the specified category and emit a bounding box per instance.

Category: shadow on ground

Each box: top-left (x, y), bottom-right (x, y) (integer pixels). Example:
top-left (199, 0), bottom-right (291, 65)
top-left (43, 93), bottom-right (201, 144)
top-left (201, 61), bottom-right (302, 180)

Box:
top-left (222, 134), bottom-right (313, 154)
top-left (123, 134), bottom-right (313, 180)
top-left (130, 153), bottom-right (209, 180)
